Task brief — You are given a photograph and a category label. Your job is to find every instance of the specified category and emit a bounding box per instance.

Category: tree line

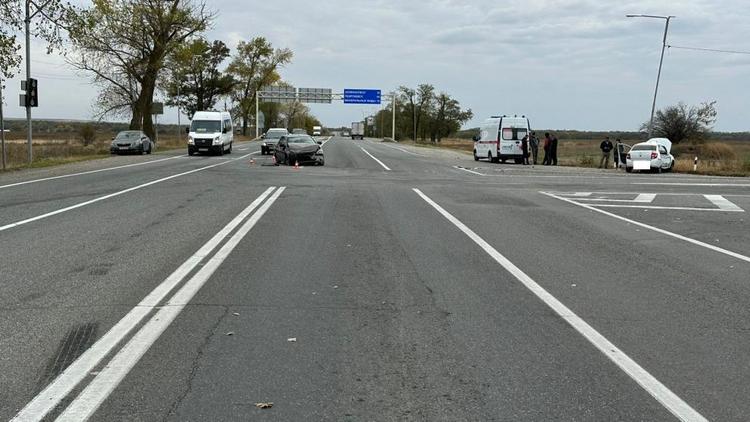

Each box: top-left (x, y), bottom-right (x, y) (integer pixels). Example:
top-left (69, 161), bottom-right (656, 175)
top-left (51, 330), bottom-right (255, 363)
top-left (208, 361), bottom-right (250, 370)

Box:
top-left (370, 84), bottom-right (473, 142)
top-left (0, 0), bottom-right (319, 140)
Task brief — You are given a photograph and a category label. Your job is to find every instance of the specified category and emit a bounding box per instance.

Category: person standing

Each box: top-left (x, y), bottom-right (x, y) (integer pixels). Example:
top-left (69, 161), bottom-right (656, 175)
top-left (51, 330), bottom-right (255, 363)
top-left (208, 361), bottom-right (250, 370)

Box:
top-left (550, 134), bottom-right (558, 165)
top-left (599, 136), bottom-right (614, 169)
top-left (521, 135), bottom-right (530, 165)
top-left (613, 138), bottom-right (623, 169)
top-left (530, 132), bottom-right (539, 164)
top-left (542, 132), bottom-right (552, 165)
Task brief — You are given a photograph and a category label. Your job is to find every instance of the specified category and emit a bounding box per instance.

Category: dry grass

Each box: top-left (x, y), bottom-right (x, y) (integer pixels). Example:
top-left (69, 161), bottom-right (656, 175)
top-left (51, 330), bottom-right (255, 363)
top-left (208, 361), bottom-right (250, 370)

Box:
top-left (1, 133), bottom-right (254, 171)
top-left (398, 137), bottom-right (750, 176)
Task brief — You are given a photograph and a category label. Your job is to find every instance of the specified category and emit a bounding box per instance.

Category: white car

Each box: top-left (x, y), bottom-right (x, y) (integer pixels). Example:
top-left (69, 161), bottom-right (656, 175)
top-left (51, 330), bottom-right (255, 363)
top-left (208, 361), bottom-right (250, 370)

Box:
top-left (626, 138), bottom-right (674, 173)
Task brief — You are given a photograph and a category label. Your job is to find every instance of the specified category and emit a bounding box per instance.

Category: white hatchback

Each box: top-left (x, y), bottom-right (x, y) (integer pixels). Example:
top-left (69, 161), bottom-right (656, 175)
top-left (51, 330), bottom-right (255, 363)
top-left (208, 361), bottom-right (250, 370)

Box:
top-left (626, 138), bottom-right (675, 173)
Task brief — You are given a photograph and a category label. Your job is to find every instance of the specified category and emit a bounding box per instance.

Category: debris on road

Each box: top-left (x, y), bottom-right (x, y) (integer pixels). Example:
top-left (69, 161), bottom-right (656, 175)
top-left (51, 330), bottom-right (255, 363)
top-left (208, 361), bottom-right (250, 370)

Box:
top-left (333, 285), bottom-right (339, 289)
top-left (255, 402), bottom-right (273, 409)
top-left (287, 337), bottom-right (297, 342)
top-left (232, 312), bottom-right (240, 316)
top-left (225, 331), bottom-right (234, 336)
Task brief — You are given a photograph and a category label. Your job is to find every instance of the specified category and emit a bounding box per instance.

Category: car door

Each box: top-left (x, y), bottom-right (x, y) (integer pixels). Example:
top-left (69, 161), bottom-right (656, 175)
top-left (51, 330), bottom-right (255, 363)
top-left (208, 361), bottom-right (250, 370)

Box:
top-left (659, 146), bottom-right (669, 168)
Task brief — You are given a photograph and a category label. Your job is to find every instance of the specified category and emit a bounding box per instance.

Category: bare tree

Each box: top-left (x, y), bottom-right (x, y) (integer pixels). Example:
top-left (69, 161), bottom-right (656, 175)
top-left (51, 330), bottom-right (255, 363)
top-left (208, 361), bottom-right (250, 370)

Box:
top-left (640, 101), bottom-right (717, 144)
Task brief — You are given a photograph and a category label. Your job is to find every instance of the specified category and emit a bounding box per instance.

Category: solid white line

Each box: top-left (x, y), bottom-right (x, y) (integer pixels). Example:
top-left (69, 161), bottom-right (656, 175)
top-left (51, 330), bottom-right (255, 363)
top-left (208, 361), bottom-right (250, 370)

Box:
top-left (55, 187), bottom-right (286, 421)
top-left (575, 193), bottom-right (657, 204)
top-left (0, 153), bottom-right (251, 233)
top-left (381, 144), bottom-right (424, 156)
top-left (452, 166), bottom-right (485, 176)
top-left (359, 147), bottom-right (391, 171)
top-left (589, 204), bottom-right (743, 212)
top-left (11, 186), bottom-right (277, 422)
top-left (704, 195), bottom-right (743, 211)
top-left (0, 155), bottom-right (184, 190)
top-left (634, 183), bottom-right (750, 187)
top-left (413, 188), bottom-right (708, 422)
top-left (542, 191), bottom-right (750, 264)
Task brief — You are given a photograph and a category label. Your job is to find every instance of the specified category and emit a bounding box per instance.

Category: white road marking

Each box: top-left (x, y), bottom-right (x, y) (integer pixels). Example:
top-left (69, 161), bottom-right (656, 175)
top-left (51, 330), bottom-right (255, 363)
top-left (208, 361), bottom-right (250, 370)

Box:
top-left (575, 193), bottom-right (657, 203)
top-left (381, 144), bottom-right (424, 156)
top-left (0, 153), bottom-right (252, 233)
top-left (634, 183), bottom-right (750, 187)
top-left (359, 147), bottom-right (391, 171)
top-left (452, 166), bottom-right (485, 176)
top-left (590, 204), bottom-right (743, 212)
top-left (414, 188), bottom-right (708, 422)
top-left (0, 155), bottom-right (184, 190)
top-left (11, 186), bottom-right (278, 422)
top-left (570, 192), bottom-right (593, 197)
top-left (54, 187), bottom-right (286, 422)
top-left (542, 191), bottom-right (750, 264)
top-left (704, 195), bottom-right (743, 211)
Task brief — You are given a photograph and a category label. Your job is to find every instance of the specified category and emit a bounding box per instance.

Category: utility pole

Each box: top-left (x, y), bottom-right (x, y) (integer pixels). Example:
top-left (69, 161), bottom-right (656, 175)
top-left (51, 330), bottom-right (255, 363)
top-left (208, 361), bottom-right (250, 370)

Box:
top-left (255, 93), bottom-right (259, 139)
top-left (24, 0), bottom-right (32, 165)
top-left (391, 93), bottom-right (396, 142)
top-left (627, 14), bottom-right (674, 138)
top-left (176, 83), bottom-right (181, 143)
top-left (1, 76), bottom-right (6, 170)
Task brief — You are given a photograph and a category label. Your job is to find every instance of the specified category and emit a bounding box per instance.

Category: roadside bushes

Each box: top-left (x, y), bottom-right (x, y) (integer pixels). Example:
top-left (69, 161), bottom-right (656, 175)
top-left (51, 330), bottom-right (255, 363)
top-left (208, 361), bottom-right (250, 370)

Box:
top-left (79, 124), bottom-right (97, 146)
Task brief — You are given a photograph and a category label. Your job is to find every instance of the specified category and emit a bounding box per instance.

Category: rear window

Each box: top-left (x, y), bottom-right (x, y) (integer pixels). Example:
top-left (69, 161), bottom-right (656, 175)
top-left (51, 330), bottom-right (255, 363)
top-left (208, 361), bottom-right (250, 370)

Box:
top-left (501, 127), bottom-right (528, 141)
top-left (632, 145), bottom-right (656, 151)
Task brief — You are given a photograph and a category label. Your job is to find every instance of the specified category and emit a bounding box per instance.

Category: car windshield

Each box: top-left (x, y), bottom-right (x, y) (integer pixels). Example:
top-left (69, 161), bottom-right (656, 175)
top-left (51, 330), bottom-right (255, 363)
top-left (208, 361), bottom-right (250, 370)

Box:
top-left (115, 131), bottom-right (141, 140)
top-left (265, 131), bottom-right (287, 139)
top-left (632, 144), bottom-right (656, 151)
top-left (191, 120), bottom-right (221, 133)
top-left (288, 136), bottom-right (316, 144)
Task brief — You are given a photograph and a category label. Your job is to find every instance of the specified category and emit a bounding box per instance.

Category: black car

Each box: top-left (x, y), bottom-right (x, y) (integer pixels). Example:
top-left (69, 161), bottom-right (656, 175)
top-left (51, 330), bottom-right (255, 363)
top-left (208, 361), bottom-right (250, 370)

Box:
top-left (110, 131), bottom-right (153, 155)
top-left (274, 135), bottom-right (324, 166)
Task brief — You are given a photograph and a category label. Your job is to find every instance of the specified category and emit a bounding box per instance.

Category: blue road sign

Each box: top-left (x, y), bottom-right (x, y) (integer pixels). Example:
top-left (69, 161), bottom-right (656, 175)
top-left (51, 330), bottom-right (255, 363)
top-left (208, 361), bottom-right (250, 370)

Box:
top-left (344, 89), bottom-right (381, 104)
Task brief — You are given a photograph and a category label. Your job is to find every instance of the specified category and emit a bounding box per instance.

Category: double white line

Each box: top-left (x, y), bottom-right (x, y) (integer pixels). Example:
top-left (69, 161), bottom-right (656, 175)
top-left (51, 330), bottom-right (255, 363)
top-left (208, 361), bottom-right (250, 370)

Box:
top-left (13, 186), bottom-right (286, 422)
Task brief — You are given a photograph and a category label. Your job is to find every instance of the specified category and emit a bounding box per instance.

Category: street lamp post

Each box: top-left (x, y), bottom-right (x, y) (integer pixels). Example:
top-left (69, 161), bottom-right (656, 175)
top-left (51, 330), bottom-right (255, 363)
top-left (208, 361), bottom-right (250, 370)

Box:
top-left (627, 14), bottom-right (674, 138)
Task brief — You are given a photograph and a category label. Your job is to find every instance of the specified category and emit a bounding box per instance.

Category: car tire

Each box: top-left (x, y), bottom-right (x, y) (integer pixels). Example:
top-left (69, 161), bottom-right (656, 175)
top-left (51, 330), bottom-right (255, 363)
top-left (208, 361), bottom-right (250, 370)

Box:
top-left (147, 145), bottom-right (152, 155)
top-left (473, 150), bottom-right (479, 161)
top-left (188, 149), bottom-right (194, 156)
top-left (514, 158), bottom-right (523, 164)
top-left (227, 142), bottom-right (232, 154)
top-left (288, 152), bottom-right (296, 165)
top-left (626, 167), bottom-right (633, 173)
top-left (217, 145), bottom-right (224, 156)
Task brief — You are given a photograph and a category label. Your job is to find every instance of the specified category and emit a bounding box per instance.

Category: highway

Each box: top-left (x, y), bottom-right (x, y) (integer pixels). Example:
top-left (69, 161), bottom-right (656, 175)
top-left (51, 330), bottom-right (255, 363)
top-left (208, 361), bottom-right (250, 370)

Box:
top-left (1, 137), bottom-right (750, 421)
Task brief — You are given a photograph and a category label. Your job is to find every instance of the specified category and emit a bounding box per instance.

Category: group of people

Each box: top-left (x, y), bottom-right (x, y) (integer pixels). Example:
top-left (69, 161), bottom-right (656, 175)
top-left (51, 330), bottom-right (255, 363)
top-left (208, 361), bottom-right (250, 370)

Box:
top-left (598, 136), bottom-right (624, 169)
top-left (521, 132), bottom-right (558, 165)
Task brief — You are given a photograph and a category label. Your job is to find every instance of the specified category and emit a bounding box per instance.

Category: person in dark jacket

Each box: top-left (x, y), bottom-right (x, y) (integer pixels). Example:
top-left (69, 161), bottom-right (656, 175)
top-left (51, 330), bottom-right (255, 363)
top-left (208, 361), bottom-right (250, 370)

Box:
top-left (530, 132), bottom-right (540, 164)
top-left (542, 133), bottom-right (552, 165)
top-left (550, 134), bottom-right (558, 165)
top-left (613, 138), bottom-right (623, 169)
top-left (521, 135), bottom-right (530, 165)
top-left (599, 136), bottom-right (614, 168)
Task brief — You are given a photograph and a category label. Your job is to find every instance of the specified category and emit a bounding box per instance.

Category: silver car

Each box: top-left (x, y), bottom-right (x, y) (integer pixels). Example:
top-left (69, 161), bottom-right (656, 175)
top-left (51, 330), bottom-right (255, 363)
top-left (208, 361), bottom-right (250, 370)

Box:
top-left (110, 131), bottom-right (153, 155)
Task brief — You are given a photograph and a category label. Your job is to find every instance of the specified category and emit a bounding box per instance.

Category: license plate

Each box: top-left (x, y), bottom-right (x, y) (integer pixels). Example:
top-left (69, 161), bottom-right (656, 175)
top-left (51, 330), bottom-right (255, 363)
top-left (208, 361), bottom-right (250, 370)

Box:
top-left (119, 146), bottom-right (129, 150)
top-left (198, 148), bottom-right (208, 152)
top-left (633, 161), bottom-right (650, 170)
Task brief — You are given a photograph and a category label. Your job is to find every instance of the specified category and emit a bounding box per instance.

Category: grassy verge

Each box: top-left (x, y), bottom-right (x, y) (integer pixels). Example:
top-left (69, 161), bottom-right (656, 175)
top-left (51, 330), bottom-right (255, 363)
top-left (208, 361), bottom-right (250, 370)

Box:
top-left (396, 138), bottom-right (750, 177)
top-left (1, 134), bottom-right (255, 172)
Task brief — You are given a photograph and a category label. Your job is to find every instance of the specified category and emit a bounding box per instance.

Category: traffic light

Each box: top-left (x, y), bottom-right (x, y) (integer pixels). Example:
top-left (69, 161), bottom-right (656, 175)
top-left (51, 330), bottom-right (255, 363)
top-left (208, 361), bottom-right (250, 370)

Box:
top-left (26, 78), bottom-right (38, 107)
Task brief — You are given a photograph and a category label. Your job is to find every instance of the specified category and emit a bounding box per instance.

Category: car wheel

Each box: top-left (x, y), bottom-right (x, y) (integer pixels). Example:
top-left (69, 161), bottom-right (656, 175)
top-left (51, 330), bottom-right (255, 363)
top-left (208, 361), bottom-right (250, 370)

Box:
top-left (473, 150), bottom-right (479, 161)
top-left (288, 152), bottom-right (296, 165)
top-left (626, 167), bottom-right (632, 173)
top-left (188, 149), bottom-right (194, 156)
top-left (227, 142), bottom-right (232, 154)
top-left (514, 158), bottom-right (523, 164)
top-left (217, 145), bottom-right (224, 156)
top-left (147, 145), bottom-right (152, 154)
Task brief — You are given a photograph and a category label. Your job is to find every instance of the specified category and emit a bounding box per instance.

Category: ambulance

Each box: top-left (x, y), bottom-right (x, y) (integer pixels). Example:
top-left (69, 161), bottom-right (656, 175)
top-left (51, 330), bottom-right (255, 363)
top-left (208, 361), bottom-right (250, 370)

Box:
top-left (473, 115), bottom-right (532, 163)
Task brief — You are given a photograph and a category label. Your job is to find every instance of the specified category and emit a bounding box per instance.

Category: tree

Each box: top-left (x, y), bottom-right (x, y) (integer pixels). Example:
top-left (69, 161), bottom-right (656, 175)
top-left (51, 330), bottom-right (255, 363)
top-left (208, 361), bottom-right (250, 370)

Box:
top-left (429, 92), bottom-right (473, 143)
top-left (67, 0), bottom-right (212, 139)
top-left (398, 86), bottom-right (416, 140)
top-left (641, 101), bottom-right (717, 144)
top-left (0, 0), bottom-right (70, 81)
top-left (415, 84), bottom-right (435, 141)
top-left (163, 38), bottom-right (233, 119)
top-left (227, 37), bottom-right (292, 135)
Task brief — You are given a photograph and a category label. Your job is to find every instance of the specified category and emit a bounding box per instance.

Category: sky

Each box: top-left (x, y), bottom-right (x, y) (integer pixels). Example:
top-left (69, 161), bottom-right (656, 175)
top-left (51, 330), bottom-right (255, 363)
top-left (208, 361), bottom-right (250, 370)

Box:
top-left (3, 0), bottom-right (750, 131)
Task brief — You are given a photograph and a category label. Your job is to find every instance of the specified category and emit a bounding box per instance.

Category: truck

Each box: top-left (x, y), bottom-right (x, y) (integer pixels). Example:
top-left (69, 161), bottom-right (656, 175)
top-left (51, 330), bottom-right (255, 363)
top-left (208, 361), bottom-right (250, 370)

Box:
top-left (351, 122), bottom-right (365, 140)
top-left (312, 126), bottom-right (322, 136)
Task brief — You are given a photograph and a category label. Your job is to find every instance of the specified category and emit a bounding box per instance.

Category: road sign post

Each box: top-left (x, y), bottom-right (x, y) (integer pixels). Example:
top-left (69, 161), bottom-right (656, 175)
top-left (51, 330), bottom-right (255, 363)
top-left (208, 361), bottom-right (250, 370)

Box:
top-left (1, 77), bottom-right (5, 170)
top-left (151, 102), bottom-right (164, 144)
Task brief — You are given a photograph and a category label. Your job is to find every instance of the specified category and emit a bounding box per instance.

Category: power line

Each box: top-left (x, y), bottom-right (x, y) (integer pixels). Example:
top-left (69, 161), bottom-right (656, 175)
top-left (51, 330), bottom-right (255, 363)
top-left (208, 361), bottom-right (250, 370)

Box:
top-left (668, 44), bottom-right (750, 55)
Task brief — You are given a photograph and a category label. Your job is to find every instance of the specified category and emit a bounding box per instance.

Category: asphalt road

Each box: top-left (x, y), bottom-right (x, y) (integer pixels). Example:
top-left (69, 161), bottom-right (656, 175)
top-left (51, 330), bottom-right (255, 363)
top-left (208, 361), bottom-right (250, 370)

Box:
top-left (1, 137), bottom-right (749, 421)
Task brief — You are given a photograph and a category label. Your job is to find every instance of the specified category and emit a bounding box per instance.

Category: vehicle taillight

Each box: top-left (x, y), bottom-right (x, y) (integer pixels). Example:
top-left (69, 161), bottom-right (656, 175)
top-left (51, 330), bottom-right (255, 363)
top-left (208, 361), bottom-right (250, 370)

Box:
top-left (651, 152), bottom-right (658, 159)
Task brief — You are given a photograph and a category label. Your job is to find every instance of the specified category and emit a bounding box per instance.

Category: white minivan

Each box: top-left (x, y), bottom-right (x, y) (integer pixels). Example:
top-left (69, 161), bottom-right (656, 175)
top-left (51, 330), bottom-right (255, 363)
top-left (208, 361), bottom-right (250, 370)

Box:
top-left (187, 111), bottom-right (234, 156)
top-left (473, 115), bottom-right (532, 163)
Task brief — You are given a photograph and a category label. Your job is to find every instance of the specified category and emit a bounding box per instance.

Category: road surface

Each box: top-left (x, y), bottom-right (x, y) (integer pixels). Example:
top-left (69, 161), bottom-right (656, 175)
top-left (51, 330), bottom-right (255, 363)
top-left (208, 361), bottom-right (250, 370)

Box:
top-left (1, 137), bottom-right (749, 421)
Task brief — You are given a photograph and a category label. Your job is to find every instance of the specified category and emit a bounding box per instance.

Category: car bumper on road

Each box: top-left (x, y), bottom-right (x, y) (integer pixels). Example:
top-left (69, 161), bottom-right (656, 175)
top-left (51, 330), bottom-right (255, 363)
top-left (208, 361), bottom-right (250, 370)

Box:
top-left (188, 145), bottom-right (222, 154)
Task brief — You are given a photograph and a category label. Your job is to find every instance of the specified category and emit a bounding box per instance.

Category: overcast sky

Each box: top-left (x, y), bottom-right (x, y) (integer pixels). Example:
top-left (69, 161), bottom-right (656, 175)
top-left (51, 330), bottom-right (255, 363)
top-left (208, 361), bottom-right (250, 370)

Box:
top-left (4, 0), bottom-right (750, 131)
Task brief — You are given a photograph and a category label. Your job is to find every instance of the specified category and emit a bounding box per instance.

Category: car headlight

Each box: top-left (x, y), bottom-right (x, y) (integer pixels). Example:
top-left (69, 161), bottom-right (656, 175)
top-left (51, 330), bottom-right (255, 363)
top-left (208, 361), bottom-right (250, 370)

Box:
top-left (213, 136), bottom-right (221, 145)
top-left (262, 142), bottom-right (267, 146)
top-left (188, 136), bottom-right (194, 145)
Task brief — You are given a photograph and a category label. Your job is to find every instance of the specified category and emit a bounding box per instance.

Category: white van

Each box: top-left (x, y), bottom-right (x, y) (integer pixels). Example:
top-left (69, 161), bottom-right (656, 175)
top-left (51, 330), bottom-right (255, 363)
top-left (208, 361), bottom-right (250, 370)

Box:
top-left (187, 111), bottom-right (234, 156)
top-left (473, 115), bottom-right (532, 163)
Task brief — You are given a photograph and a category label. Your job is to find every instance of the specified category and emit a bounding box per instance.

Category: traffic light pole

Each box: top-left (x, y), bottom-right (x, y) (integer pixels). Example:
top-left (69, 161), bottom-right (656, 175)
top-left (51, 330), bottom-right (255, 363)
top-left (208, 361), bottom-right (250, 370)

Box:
top-left (25, 0), bottom-right (32, 165)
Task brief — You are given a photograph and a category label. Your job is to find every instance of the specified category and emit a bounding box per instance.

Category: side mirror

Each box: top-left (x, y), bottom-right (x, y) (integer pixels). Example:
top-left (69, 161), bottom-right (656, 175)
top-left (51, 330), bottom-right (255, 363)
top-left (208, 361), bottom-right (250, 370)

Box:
top-left (261, 134), bottom-right (266, 139)
top-left (111, 137), bottom-right (115, 141)
top-left (472, 135), bottom-right (480, 142)
top-left (317, 141), bottom-right (323, 145)
top-left (222, 127), bottom-right (228, 134)
top-left (185, 126), bottom-right (189, 134)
